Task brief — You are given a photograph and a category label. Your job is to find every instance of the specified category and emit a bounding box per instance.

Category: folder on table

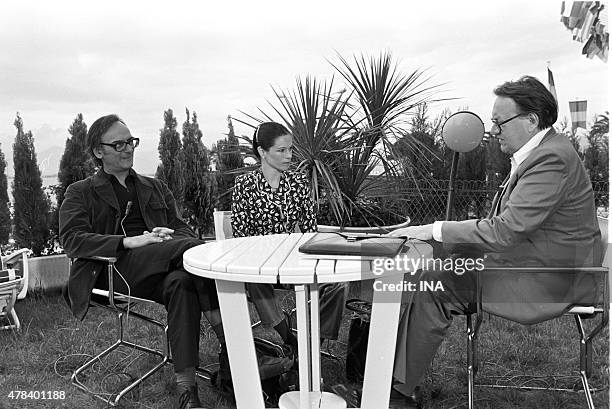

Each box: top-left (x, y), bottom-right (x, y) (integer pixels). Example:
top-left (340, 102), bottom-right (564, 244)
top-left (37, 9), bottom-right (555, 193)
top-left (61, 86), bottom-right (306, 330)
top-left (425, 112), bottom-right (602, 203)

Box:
top-left (298, 232), bottom-right (407, 259)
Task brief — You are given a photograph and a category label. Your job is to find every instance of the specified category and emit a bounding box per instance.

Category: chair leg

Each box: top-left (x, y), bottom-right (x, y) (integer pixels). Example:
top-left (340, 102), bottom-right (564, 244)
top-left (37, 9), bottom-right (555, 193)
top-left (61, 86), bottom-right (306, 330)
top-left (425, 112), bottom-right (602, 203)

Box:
top-left (0, 308), bottom-right (20, 331)
top-left (575, 314), bottom-right (597, 409)
top-left (9, 308), bottom-right (20, 330)
top-left (72, 308), bottom-right (170, 406)
top-left (466, 312), bottom-right (483, 409)
top-left (466, 314), bottom-right (475, 409)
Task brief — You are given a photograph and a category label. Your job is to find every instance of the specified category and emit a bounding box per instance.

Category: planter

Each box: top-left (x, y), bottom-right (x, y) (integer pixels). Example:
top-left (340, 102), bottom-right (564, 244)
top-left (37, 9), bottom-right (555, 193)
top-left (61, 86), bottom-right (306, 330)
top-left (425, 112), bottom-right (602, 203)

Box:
top-left (26, 254), bottom-right (70, 294)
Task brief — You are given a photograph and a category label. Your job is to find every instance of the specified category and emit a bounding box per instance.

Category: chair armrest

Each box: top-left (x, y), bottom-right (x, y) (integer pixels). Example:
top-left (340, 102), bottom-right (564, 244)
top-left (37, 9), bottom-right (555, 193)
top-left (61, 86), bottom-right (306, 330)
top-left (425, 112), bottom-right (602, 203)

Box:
top-left (480, 266), bottom-right (608, 274)
top-left (75, 256), bottom-right (119, 307)
top-left (82, 256), bottom-right (118, 263)
top-left (2, 248), bottom-right (31, 265)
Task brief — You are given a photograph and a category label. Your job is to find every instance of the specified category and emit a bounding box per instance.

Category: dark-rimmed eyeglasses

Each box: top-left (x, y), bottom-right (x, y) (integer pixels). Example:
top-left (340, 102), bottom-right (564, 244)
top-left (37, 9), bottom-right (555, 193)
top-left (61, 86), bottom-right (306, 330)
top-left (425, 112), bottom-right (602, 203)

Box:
top-left (489, 114), bottom-right (524, 137)
top-left (99, 137), bottom-right (140, 152)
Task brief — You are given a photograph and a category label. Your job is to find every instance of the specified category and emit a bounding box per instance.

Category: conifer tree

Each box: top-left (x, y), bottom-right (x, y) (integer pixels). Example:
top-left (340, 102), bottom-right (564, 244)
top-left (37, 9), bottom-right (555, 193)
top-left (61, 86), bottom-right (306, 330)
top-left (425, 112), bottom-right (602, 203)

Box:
top-left (56, 113), bottom-right (95, 215)
top-left (0, 145), bottom-right (10, 244)
top-left (156, 109), bottom-right (185, 210)
top-left (12, 114), bottom-right (50, 255)
top-left (214, 115), bottom-right (245, 210)
top-left (181, 109), bottom-right (214, 237)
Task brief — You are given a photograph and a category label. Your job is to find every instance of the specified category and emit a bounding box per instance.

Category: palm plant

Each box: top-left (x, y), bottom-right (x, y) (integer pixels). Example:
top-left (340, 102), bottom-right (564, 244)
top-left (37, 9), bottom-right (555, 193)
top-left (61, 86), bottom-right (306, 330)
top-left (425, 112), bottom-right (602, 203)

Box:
top-left (326, 52), bottom-right (446, 225)
top-left (240, 52), bottom-right (447, 226)
top-left (239, 76), bottom-right (357, 221)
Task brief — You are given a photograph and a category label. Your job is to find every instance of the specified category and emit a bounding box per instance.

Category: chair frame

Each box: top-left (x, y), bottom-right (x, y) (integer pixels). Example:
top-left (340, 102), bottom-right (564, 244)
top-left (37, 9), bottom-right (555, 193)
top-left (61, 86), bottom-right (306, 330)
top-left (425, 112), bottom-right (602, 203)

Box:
top-left (2, 248), bottom-right (31, 300)
top-left (466, 265), bottom-right (609, 409)
top-left (0, 248), bottom-right (31, 331)
top-left (71, 256), bottom-right (212, 407)
top-left (0, 274), bottom-right (25, 330)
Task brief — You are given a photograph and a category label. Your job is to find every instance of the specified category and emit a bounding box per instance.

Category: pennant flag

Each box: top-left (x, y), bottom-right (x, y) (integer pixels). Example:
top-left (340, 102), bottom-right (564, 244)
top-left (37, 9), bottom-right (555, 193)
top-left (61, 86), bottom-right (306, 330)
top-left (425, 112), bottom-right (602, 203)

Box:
top-left (569, 100), bottom-right (588, 130)
top-left (547, 67), bottom-right (558, 103)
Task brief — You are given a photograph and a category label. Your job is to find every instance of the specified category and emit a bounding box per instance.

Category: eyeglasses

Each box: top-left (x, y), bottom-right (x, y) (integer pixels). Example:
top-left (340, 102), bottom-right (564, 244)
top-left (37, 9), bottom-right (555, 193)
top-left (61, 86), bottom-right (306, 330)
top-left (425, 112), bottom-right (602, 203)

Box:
top-left (489, 113), bottom-right (524, 137)
top-left (99, 137), bottom-right (140, 152)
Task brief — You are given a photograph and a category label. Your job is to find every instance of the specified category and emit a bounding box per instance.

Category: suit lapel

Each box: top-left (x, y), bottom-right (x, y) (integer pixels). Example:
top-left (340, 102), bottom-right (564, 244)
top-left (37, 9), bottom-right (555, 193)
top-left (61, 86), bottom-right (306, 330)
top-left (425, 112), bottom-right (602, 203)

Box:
top-left (488, 173), bottom-right (511, 218)
top-left (134, 172), bottom-right (153, 224)
top-left (489, 129), bottom-right (557, 217)
top-left (499, 171), bottom-right (519, 211)
top-left (92, 171), bottom-right (119, 211)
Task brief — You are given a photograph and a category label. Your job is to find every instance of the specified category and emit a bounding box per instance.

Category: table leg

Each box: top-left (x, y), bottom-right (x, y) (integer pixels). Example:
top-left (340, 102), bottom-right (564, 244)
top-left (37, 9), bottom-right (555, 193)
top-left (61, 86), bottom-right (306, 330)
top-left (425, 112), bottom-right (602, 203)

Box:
top-left (294, 284), bottom-right (311, 407)
top-left (215, 280), bottom-right (265, 409)
top-left (361, 273), bottom-right (404, 409)
top-left (309, 284), bottom-right (320, 392)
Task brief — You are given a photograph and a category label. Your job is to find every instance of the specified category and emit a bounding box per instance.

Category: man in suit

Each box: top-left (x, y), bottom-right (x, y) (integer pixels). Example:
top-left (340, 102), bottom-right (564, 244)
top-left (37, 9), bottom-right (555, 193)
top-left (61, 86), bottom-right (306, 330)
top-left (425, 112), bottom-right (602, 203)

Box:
top-left (388, 76), bottom-right (600, 407)
top-left (59, 114), bottom-right (224, 408)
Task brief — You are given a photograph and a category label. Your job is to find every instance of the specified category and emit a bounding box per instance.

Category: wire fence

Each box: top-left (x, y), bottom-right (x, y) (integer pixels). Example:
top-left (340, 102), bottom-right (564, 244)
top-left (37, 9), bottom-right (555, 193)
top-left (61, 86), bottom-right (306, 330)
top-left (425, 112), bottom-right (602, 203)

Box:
top-left (373, 179), bottom-right (608, 225)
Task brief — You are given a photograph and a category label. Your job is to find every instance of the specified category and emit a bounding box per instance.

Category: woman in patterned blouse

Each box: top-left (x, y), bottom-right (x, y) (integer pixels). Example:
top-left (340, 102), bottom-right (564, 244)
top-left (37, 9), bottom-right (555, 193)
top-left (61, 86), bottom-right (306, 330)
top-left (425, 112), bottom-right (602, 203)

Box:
top-left (231, 122), bottom-right (346, 347)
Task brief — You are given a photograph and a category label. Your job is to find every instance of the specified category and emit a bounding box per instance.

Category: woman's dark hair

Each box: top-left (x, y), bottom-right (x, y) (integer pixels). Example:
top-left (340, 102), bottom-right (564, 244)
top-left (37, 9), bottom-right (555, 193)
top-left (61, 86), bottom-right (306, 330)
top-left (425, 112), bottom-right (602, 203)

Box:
top-left (252, 122), bottom-right (291, 160)
top-left (493, 75), bottom-right (558, 130)
top-left (87, 114), bottom-right (126, 166)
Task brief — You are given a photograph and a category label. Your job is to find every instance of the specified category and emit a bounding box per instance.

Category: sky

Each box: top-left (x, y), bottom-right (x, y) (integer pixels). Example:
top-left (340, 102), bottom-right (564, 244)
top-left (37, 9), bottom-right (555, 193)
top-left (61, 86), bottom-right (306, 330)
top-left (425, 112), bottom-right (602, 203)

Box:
top-left (0, 0), bottom-right (609, 177)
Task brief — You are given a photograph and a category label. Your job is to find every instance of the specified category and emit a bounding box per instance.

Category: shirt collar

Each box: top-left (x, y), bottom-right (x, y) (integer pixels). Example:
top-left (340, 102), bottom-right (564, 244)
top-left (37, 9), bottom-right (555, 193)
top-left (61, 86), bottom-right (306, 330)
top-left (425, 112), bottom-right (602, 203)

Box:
top-left (510, 127), bottom-right (550, 174)
top-left (256, 168), bottom-right (287, 192)
top-left (101, 168), bottom-right (135, 182)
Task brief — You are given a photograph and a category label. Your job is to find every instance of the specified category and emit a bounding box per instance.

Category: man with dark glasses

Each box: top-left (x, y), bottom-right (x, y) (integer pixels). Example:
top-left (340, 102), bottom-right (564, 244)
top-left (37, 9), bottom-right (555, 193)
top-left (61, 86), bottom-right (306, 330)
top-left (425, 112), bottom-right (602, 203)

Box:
top-left (59, 114), bottom-right (225, 408)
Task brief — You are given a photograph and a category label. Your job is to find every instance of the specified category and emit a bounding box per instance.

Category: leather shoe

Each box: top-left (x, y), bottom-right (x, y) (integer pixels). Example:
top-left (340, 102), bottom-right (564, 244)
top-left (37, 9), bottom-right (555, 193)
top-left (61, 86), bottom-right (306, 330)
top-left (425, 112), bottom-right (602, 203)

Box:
top-left (331, 384), bottom-right (422, 409)
top-left (390, 386), bottom-right (422, 409)
top-left (215, 343), bottom-right (293, 395)
top-left (177, 384), bottom-right (204, 409)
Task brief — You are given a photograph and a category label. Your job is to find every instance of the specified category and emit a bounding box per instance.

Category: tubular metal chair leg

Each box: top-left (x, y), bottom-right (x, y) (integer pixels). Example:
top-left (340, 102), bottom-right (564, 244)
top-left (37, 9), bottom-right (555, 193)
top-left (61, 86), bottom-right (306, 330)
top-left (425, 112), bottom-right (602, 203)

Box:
top-left (466, 312), bottom-right (483, 409)
top-left (71, 306), bottom-right (170, 406)
top-left (0, 308), bottom-right (21, 331)
top-left (575, 313), bottom-right (602, 409)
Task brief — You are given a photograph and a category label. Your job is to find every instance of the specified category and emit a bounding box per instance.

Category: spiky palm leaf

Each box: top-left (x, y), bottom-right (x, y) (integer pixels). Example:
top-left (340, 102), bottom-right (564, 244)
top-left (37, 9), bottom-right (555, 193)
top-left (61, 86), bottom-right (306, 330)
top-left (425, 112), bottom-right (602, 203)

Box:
top-left (329, 52), bottom-right (446, 213)
top-left (240, 76), bottom-right (359, 223)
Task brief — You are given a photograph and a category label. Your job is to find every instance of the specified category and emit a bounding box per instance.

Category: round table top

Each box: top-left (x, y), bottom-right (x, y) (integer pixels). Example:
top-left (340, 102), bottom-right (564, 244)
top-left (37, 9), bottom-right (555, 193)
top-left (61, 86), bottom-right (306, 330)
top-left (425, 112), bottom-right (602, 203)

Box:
top-left (183, 232), bottom-right (432, 284)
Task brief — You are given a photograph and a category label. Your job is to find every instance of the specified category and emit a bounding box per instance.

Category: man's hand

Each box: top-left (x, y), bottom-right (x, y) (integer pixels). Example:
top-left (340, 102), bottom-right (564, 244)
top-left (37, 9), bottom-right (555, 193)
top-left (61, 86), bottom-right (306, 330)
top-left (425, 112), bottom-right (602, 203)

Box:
top-left (122, 227), bottom-right (175, 249)
top-left (150, 227), bottom-right (174, 240)
top-left (387, 224), bottom-right (434, 240)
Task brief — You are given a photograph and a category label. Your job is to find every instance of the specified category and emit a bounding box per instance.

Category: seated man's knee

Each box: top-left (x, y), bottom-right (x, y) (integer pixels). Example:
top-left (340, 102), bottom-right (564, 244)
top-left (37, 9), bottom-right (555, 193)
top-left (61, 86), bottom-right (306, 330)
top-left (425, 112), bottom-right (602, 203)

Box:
top-left (163, 270), bottom-right (195, 294)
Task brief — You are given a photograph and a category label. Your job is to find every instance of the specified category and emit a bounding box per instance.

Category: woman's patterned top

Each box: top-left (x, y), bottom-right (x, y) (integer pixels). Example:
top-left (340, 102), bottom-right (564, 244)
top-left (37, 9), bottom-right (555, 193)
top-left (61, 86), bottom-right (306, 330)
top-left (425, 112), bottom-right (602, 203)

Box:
top-left (231, 169), bottom-right (317, 237)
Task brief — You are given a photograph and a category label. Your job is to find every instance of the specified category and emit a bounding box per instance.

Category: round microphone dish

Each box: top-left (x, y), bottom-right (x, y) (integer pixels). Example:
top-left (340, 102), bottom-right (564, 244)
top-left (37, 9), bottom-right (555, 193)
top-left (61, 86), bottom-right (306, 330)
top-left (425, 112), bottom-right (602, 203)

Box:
top-left (441, 111), bottom-right (486, 153)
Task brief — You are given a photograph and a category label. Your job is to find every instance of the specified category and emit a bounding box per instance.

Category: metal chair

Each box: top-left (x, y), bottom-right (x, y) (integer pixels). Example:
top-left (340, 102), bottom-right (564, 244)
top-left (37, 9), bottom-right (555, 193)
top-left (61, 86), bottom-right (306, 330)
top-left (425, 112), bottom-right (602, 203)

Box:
top-left (0, 270), bottom-right (25, 330)
top-left (465, 221), bottom-right (609, 409)
top-left (70, 256), bottom-right (212, 407)
top-left (0, 248), bottom-right (31, 330)
top-left (2, 248), bottom-right (31, 300)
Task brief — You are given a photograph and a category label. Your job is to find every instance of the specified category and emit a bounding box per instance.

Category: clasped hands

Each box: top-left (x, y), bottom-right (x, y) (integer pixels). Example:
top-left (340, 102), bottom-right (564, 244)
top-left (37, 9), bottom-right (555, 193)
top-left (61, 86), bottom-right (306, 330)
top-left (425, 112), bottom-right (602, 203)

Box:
top-left (122, 227), bottom-right (175, 249)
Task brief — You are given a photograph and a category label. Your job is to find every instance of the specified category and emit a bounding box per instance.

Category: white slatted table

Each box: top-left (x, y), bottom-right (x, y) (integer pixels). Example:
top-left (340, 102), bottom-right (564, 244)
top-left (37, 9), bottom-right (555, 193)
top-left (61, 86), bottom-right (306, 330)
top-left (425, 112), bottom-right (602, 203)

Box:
top-left (183, 233), bottom-right (432, 409)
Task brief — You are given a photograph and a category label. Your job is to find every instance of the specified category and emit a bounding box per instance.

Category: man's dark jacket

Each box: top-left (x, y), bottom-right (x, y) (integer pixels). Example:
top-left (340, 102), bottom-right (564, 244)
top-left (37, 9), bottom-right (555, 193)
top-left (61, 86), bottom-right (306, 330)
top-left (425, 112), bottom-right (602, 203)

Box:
top-left (59, 169), bottom-right (195, 320)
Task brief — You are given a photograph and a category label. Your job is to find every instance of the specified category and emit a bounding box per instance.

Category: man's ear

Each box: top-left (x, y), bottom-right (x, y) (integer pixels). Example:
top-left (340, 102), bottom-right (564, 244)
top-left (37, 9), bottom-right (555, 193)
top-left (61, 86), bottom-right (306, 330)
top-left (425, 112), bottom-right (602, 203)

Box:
top-left (93, 145), bottom-right (103, 160)
top-left (528, 113), bottom-right (539, 130)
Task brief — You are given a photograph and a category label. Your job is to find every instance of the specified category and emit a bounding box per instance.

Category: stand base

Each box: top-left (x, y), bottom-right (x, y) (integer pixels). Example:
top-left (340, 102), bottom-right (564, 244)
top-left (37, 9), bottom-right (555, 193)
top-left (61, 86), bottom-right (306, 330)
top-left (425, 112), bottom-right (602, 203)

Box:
top-left (279, 391), bottom-right (346, 409)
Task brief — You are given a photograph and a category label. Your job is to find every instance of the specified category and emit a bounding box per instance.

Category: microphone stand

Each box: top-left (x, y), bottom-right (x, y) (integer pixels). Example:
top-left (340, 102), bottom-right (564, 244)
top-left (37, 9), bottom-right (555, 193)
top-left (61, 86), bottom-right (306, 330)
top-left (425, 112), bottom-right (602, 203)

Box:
top-left (445, 151), bottom-right (460, 221)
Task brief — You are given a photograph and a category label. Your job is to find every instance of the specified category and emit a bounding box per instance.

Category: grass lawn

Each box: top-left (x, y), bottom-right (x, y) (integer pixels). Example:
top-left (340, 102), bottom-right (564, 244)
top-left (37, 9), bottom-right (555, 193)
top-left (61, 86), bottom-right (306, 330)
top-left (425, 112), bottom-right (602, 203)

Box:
top-left (0, 287), bottom-right (608, 409)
